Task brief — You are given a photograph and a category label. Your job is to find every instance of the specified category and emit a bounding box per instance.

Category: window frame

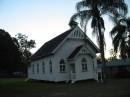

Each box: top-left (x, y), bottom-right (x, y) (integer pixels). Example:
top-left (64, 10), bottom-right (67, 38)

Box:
top-left (81, 58), bottom-right (88, 72)
top-left (59, 59), bottom-right (66, 73)
top-left (42, 62), bottom-right (45, 74)
top-left (49, 60), bottom-right (52, 73)
top-left (32, 64), bottom-right (35, 74)
top-left (37, 63), bottom-right (39, 74)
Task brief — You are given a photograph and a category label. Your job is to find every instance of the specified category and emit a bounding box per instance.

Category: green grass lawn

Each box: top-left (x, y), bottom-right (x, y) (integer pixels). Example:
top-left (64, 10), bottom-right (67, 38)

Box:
top-left (0, 78), bottom-right (130, 97)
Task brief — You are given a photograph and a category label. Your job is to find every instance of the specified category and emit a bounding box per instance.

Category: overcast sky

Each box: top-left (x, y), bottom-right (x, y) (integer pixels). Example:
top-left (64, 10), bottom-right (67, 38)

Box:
top-left (0, 0), bottom-right (130, 58)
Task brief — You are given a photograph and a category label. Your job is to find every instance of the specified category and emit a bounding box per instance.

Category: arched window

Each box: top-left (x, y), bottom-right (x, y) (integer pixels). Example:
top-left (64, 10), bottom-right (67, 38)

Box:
top-left (76, 30), bottom-right (79, 37)
top-left (81, 58), bottom-right (87, 71)
top-left (49, 60), bottom-right (52, 73)
top-left (37, 63), bottom-right (39, 74)
top-left (32, 63), bottom-right (34, 74)
top-left (42, 61), bottom-right (45, 74)
top-left (92, 60), bottom-right (95, 70)
top-left (59, 59), bottom-right (66, 73)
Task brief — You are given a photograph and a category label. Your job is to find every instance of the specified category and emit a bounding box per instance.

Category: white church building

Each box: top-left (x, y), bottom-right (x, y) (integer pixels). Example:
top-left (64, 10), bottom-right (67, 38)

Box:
top-left (28, 25), bottom-right (101, 83)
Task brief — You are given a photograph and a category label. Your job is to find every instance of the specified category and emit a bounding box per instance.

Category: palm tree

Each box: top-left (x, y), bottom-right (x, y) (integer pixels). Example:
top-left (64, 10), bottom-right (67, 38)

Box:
top-left (127, 34), bottom-right (130, 58)
top-left (70, 0), bottom-right (128, 81)
top-left (110, 17), bottom-right (130, 59)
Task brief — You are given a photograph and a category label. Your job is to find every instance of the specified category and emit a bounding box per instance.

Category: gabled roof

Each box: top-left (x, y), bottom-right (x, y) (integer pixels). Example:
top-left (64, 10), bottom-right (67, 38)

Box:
top-left (31, 26), bottom-right (99, 61)
top-left (31, 28), bottom-right (74, 61)
top-left (67, 45), bottom-right (83, 59)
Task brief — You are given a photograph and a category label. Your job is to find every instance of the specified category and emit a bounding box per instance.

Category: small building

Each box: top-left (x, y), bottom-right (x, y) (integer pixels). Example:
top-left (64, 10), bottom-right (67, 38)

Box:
top-left (28, 25), bottom-right (101, 83)
top-left (104, 58), bottom-right (130, 78)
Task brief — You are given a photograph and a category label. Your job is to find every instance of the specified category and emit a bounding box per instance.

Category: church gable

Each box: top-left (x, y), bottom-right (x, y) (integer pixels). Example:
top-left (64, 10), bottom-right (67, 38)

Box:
top-left (79, 47), bottom-right (89, 55)
top-left (67, 45), bottom-right (96, 60)
top-left (68, 27), bottom-right (85, 39)
top-left (79, 46), bottom-right (96, 58)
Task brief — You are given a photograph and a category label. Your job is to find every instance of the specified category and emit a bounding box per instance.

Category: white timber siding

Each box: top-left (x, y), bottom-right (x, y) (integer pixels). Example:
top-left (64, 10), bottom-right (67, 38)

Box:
top-left (28, 56), bottom-right (57, 81)
top-left (73, 49), bottom-right (98, 81)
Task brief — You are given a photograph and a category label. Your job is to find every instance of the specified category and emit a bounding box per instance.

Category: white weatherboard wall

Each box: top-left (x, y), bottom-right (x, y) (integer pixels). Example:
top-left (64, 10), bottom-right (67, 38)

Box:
top-left (28, 56), bottom-right (56, 81)
top-left (75, 55), bottom-right (97, 81)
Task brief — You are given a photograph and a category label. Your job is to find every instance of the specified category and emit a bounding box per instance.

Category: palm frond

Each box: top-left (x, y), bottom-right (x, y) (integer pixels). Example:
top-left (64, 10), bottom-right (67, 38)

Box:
top-left (111, 22), bottom-right (127, 55)
top-left (80, 10), bottom-right (92, 27)
top-left (101, 0), bottom-right (128, 18)
top-left (113, 36), bottom-right (120, 53)
top-left (110, 25), bottom-right (120, 38)
top-left (126, 17), bottom-right (130, 31)
top-left (76, 1), bottom-right (91, 12)
top-left (108, 15), bottom-right (118, 25)
top-left (108, 2), bottom-right (128, 17)
top-left (70, 13), bottom-right (80, 22)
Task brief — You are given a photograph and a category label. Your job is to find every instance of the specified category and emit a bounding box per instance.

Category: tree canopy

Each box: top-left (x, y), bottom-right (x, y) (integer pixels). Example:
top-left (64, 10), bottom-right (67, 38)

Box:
top-left (14, 33), bottom-right (36, 64)
top-left (0, 29), bottom-right (21, 73)
top-left (0, 30), bottom-right (36, 75)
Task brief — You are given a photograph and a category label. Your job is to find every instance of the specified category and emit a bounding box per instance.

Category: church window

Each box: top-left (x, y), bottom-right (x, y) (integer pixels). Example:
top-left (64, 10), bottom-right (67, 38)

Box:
top-left (81, 58), bottom-right (87, 71)
top-left (60, 59), bottom-right (66, 73)
top-left (32, 64), bottom-right (35, 74)
top-left (42, 61), bottom-right (45, 74)
top-left (77, 31), bottom-right (79, 37)
top-left (37, 63), bottom-right (39, 74)
top-left (49, 60), bottom-right (52, 73)
top-left (92, 60), bottom-right (95, 70)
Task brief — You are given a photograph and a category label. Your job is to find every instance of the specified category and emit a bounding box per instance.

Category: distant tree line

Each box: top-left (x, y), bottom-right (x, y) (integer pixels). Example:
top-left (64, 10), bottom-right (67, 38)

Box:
top-left (0, 29), bottom-right (35, 77)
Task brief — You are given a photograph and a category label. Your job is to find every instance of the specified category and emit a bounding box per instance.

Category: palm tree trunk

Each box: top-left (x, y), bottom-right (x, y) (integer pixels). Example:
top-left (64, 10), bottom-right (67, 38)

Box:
top-left (98, 21), bottom-right (106, 82)
top-left (100, 43), bottom-right (106, 82)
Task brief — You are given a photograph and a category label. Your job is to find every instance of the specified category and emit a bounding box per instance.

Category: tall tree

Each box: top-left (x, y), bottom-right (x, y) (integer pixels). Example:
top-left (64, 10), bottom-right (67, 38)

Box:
top-left (70, 0), bottom-right (128, 81)
top-left (0, 29), bottom-right (21, 73)
top-left (110, 17), bottom-right (130, 59)
top-left (14, 33), bottom-right (36, 64)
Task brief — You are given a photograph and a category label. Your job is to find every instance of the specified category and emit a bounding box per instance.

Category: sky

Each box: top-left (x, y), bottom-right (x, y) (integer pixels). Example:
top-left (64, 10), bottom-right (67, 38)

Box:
top-left (0, 0), bottom-right (130, 58)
